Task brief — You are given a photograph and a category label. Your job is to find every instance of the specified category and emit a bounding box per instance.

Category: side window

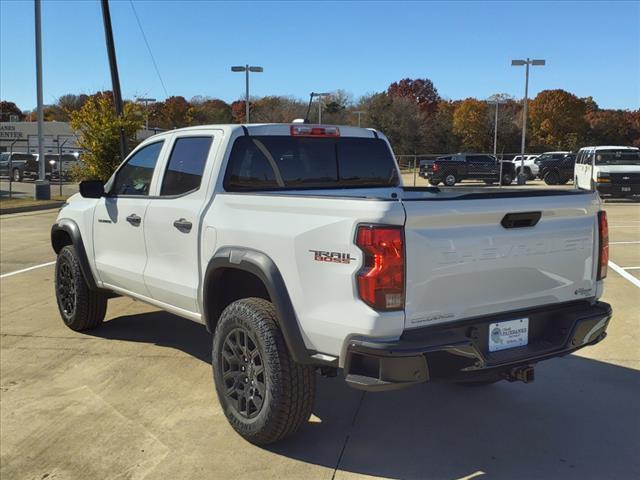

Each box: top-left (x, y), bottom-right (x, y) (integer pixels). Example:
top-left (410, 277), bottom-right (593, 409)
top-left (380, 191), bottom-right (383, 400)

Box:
top-left (112, 141), bottom-right (164, 196)
top-left (160, 136), bottom-right (213, 196)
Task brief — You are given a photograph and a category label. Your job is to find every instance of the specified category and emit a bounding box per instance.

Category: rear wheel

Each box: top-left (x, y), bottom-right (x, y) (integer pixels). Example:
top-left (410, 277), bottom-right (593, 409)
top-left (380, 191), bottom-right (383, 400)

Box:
top-left (501, 172), bottom-right (513, 185)
top-left (428, 179), bottom-right (440, 186)
top-left (544, 170), bottom-right (560, 185)
top-left (55, 245), bottom-right (108, 331)
top-left (212, 298), bottom-right (316, 445)
top-left (12, 168), bottom-right (22, 182)
top-left (444, 173), bottom-right (457, 186)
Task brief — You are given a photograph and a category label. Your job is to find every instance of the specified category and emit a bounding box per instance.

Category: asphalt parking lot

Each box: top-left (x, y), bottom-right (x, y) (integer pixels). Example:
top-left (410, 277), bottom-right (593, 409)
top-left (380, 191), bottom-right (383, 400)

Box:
top-left (1, 196), bottom-right (638, 479)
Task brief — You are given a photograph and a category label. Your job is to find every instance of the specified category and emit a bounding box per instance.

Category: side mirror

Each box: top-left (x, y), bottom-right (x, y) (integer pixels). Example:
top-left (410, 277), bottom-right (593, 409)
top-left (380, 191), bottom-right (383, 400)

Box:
top-left (79, 180), bottom-right (105, 199)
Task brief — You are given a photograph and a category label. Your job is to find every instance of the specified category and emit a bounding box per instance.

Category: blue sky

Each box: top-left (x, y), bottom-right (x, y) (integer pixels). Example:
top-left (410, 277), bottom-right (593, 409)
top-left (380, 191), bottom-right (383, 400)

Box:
top-left (1, 1), bottom-right (639, 111)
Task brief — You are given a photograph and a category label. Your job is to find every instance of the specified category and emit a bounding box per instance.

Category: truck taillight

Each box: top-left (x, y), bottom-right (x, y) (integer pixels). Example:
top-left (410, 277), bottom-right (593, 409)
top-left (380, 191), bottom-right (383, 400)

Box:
top-left (290, 125), bottom-right (340, 137)
top-left (355, 225), bottom-right (404, 311)
top-left (432, 163), bottom-right (439, 172)
top-left (597, 211), bottom-right (608, 280)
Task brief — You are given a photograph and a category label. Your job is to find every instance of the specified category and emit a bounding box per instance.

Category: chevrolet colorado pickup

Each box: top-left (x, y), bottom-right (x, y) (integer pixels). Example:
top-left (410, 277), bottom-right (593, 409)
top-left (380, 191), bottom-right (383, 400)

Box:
top-left (51, 124), bottom-right (612, 445)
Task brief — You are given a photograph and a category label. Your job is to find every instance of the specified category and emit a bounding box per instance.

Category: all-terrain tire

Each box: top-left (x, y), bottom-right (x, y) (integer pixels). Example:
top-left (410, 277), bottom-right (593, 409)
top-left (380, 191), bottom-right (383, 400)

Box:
top-left (55, 245), bottom-right (107, 331)
top-left (212, 298), bottom-right (316, 445)
top-left (501, 172), bottom-right (514, 185)
top-left (428, 179), bottom-right (440, 186)
top-left (544, 170), bottom-right (560, 185)
top-left (444, 173), bottom-right (457, 186)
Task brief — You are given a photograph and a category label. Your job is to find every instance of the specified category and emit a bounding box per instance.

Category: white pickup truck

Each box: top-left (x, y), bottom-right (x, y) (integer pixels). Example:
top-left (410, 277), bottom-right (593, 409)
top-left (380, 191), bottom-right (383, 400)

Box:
top-left (51, 124), bottom-right (612, 445)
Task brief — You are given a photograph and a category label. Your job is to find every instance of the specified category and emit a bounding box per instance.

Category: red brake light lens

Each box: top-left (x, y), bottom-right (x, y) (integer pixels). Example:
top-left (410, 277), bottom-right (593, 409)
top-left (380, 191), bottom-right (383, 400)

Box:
top-left (597, 211), bottom-right (608, 280)
top-left (432, 163), bottom-right (439, 172)
top-left (290, 125), bottom-right (340, 137)
top-left (355, 225), bottom-right (404, 310)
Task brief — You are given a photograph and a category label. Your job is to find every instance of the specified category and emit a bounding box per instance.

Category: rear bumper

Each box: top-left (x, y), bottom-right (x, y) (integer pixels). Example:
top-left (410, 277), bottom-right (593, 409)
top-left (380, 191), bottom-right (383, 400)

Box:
top-left (344, 301), bottom-right (612, 391)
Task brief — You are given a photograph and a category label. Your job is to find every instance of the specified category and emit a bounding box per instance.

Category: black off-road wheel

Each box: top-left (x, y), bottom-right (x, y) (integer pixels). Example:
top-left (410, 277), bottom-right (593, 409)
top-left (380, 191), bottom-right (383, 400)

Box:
top-left (212, 298), bottom-right (316, 445)
top-left (55, 245), bottom-right (108, 331)
top-left (501, 172), bottom-right (514, 185)
top-left (444, 173), bottom-right (457, 186)
top-left (544, 170), bottom-right (560, 185)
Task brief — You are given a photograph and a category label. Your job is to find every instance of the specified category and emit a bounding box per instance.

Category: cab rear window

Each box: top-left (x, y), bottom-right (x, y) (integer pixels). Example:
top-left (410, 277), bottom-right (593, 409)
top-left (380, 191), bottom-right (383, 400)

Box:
top-left (223, 136), bottom-right (399, 191)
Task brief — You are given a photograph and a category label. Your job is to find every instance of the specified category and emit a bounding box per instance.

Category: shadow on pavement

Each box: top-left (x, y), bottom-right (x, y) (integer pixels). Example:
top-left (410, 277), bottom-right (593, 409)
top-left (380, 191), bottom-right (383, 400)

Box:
top-left (93, 311), bottom-right (640, 480)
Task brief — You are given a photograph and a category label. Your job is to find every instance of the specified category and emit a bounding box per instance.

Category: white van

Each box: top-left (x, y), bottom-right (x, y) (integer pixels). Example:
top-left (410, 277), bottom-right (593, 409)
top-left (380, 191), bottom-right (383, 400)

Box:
top-left (574, 146), bottom-right (640, 198)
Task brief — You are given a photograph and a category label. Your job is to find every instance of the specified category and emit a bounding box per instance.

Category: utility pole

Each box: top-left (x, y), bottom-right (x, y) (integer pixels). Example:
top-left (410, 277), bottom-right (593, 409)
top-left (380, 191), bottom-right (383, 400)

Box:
top-left (34, 0), bottom-right (49, 200)
top-left (487, 98), bottom-right (507, 156)
top-left (353, 111), bottom-right (365, 128)
top-left (137, 97), bottom-right (156, 131)
top-left (101, 0), bottom-right (127, 160)
top-left (231, 65), bottom-right (263, 123)
top-left (512, 58), bottom-right (545, 184)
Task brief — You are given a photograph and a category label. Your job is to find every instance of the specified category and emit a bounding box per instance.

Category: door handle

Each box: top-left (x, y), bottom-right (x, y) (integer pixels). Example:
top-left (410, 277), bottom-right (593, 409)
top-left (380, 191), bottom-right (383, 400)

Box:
top-left (126, 214), bottom-right (142, 226)
top-left (173, 218), bottom-right (192, 233)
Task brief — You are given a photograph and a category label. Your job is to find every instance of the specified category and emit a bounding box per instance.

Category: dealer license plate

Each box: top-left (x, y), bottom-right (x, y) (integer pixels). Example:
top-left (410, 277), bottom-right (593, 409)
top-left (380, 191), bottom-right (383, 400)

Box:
top-left (488, 318), bottom-right (529, 352)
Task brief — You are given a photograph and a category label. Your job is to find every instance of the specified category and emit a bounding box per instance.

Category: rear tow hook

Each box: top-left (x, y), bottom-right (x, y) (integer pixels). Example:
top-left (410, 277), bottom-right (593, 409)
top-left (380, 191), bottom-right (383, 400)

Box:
top-left (505, 365), bottom-right (535, 383)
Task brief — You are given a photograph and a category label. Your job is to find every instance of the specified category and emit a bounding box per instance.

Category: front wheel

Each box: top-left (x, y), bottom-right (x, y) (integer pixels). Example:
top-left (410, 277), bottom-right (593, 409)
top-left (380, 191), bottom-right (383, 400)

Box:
top-left (55, 245), bottom-right (108, 331)
top-left (428, 178), bottom-right (440, 186)
top-left (212, 298), bottom-right (316, 445)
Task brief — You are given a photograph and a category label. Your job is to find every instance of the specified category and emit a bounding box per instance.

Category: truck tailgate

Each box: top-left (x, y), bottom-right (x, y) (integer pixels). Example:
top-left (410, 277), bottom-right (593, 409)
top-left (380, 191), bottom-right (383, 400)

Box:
top-left (402, 191), bottom-right (600, 329)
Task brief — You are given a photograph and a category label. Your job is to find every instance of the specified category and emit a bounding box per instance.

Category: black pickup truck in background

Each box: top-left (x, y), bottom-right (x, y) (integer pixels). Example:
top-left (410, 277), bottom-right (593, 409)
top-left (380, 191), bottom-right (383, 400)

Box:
top-left (427, 153), bottom-right (516, 186)
top-left (536, 151), bottom-right (575, 185)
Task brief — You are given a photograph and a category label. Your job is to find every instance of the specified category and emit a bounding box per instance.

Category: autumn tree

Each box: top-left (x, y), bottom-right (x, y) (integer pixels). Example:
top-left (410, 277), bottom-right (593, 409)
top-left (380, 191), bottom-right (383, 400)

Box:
top-left (528, 89), bottom-right (588, 150)
top-left (452, 98), bottom-right (491, 151)
top-left (69, 92), bottom-right (144, 181)
top-left (0, 101), bottom-right (24, 121)
top-left (362, 93), bottom-right (422, 154)
top-left (251, 96), bottom-right (306, 123)
top-left (149, 96), bottom-right (193, 129)
top-left (190, 96), bottom-right (232, 124)
top-left (387, 78), bottom-right (440, 114)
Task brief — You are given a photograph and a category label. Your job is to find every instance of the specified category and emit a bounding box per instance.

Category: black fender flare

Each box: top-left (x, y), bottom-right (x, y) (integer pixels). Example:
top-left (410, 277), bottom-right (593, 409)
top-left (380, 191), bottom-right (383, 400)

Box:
top-left (203, 247), bottom-right (314, 365)
top-left (51, 219), bottom-right (100, 291)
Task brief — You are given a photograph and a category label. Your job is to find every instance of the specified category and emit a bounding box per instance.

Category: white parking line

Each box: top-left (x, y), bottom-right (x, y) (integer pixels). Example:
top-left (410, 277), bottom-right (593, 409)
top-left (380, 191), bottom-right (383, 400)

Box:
top-left (608, 261), bottom-right (640, 288)
top-left (610, 241), bottom-right (640, 245)
top-left (623, 266), bottom-right (640, 270)
top-left (0, 261), bottom-right (56, 279)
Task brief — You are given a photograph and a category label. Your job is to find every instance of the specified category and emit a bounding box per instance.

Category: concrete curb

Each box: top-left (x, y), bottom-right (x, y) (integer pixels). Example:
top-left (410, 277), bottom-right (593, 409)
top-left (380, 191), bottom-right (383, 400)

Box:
top-left (0, 202), bottom-right (64, 215)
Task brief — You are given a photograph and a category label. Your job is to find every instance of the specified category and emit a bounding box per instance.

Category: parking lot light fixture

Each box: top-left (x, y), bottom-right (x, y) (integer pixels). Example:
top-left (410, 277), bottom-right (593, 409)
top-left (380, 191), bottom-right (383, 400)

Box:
top-left (136, 97), bottom-right (156, 131)
top-left (231, 65), bottom-right (263, 123)
top-left (486, 98), bottom-right (507, 156)
top-left (512, 58), bottom-right (546, 184)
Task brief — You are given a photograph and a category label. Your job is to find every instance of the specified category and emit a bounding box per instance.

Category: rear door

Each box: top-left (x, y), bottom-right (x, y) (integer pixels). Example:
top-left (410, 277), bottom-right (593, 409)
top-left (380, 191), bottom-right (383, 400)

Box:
top-left (401, 192), bottom-right (599, 329)
top-left (143, 131), bottom-right (219, 313)
top-left (93, 140), bottom-right (166, 295)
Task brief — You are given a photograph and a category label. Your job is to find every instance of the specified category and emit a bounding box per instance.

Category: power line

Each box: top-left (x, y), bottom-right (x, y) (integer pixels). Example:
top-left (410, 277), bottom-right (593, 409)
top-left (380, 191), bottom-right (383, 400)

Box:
top-left (129, 0), bottom-right (169, 98)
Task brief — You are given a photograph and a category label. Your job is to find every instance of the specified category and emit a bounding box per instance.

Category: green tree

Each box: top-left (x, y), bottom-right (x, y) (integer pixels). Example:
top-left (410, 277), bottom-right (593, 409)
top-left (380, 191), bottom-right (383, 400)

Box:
top-left (362, 93), bottom-right (422, 154)
top-left (148, 96), bottom-right (193, 129)
top-left (251, 96), bottom-right (306, 123)
top-left (452, 98), bottom-right (491, 151)
top-left (69, 92), bottom-right (144, 181)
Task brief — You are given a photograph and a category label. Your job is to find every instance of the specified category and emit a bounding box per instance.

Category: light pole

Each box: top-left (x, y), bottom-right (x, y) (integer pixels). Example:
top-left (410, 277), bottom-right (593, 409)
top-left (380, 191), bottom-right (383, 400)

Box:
top-left (512, 58), bottom-right (545, 184)
top-left (308, 92), bottom-right (331, 123)
top-left (231, 65), bottom-right (263, 123)
top-left (486, 98), bottom-right (507, 156)
top-left (34, 0), bottom-right (49, 200)
top-left (353, 111), bottom-right (365, 127)
top-left (136, 97), bottom-right (156, 131)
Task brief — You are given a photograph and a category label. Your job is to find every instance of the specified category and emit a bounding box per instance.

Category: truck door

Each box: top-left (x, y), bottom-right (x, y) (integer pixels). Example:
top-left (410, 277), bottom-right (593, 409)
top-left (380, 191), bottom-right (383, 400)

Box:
top-left (93, 140), bottom-right (166, 296)
top-left (143, 132), bottom-right (219, 313)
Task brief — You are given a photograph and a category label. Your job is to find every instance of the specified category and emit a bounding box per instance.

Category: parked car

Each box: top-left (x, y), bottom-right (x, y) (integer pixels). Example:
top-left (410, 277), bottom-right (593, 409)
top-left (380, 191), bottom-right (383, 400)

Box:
top-left (574, 146), bottom-right (640, 198)
top-left (51, 124), bottom-right (612, 445)
top-left (535, 151), bottom-right (573, 184)
top-left (427, 153), bottom-right (515, 186)
top-left (0, 152), bottom-right (33, 182)
top-left (510, 154), bottom-right (539, 180)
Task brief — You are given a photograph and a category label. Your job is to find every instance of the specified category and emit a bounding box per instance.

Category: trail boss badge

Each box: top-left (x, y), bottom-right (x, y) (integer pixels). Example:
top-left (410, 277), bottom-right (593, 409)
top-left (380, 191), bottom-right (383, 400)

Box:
top-left (309, 250), bottom-right (355, 264)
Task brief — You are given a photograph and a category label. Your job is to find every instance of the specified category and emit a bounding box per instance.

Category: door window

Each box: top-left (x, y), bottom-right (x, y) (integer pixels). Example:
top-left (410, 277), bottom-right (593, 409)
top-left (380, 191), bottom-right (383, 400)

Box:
top-left (160, 136), bottom-right (213, 196)
top-left (111, 141), bottom-right (164, 196)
